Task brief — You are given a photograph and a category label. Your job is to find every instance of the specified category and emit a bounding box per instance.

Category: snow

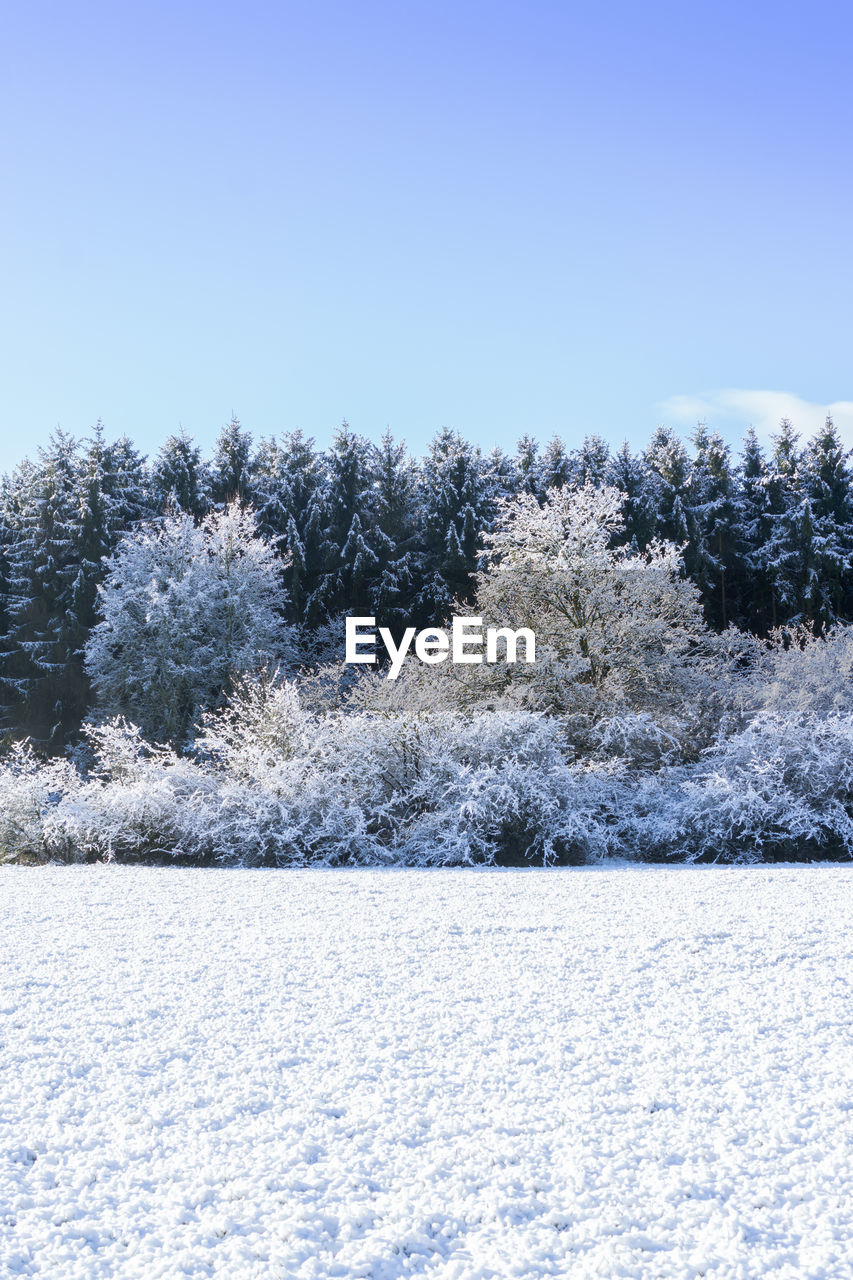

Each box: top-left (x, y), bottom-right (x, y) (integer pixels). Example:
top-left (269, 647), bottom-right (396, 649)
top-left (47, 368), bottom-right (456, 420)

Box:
top-left (2, 865), bottom-right (853, 1279)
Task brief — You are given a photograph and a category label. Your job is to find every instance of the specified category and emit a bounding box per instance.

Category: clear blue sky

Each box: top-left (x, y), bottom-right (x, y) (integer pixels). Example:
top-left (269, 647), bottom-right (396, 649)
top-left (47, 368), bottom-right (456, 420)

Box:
top-left (2, 0), bottom-right (851, 473)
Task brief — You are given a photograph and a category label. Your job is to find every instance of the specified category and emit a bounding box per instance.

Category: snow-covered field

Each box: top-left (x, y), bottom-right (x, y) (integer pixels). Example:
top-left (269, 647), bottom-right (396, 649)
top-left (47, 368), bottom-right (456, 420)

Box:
top-left (2, 867), bottom-right (853, 1279)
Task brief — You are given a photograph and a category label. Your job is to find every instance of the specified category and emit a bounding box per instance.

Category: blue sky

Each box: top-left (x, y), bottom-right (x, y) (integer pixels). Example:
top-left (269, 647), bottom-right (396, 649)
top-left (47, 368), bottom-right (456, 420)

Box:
top-left (2, 0), bottom-right (851, 473)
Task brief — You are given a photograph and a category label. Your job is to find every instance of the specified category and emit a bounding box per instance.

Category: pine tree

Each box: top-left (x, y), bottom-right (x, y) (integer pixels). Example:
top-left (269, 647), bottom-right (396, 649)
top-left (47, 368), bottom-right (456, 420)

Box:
top-left (0, 425), bottom-right (157, 745)
top-left (102, 434), bottom-right (153, 532)
top-left (419, 428), bottom-right (485, 612)
top-left (481, 446), bottom-right (519, 535)
top-left (540, 437), bottom-right (573, 491)
top-left (151, 429), bottom-right (210, 516)
top-left (644, 426), bottom-right (692, 546)
top-left (70, 425), bottom-right (123, 684)
top-left (569, 435), bottom-right (611, 488)
top-left (515, 435), bottom-right (542, 497)
top-left (799, 416), bottom-right (853, 628)
top-left (762, 419), bottom-right (805, 627)
top-left (1, 433), bottom-right (88, 745)
top-left (606, 442), bottom-right (657, 551)
top-left (251, 430), bottom-right (326, 623)
top-left (370, 431), bottom-right (421, 630)
top-left (312, 422), bottom-right (377, 617)
top-left (688, 427), bottom-right (742, 629)
top-left (210, 415), bottom-right (253, 508)
top-left (338, 511), bottom-right (379, 610)
top-left (737, 427), bottom-right (775, 633)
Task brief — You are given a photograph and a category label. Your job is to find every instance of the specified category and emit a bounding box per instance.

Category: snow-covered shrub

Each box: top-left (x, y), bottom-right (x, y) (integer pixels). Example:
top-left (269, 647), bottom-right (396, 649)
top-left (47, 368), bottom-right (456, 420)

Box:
top-left (84, 503), bottom-right (289, 744)
top-left (194, 669), bottom-right (309, 779)
top-left (591, 710), bottom-right (683, 769)
top-left (326, 706), bottom-right (620, 865)
top-left (752, 624), bottom-right (853, 720)
top-left (401, 753), bottom-right (621, 866)
top-left (0, 744), bottom-right (80, 862)
top-left (42, 707), bottom-right (391, 867)
top-left (9, 625), bottom-right (853, 867)
top-left (613, 626), bottom-right (853, 863)
top-left (193, 699), bottom-right (620, 866)
top-left (45, 719), bottom-right (217, 863)
top-left (622, 711), bottom-right (853, 863)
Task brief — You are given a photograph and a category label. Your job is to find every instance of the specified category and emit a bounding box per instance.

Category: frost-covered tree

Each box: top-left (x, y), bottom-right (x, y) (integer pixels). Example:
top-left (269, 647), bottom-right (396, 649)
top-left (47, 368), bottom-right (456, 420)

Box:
top-left (151, 429), bottom-right (210, 516)
top-left (540, 437), bottom-right (573, 492)
top-left (102, 434), bottom-right (154, 530)
top-left (644, 426), bottom-right (691, 546)
top-left (606, 442), bottom-right (657, 551)
top-left (514, 435), bottom-right (542, 497)
top-left (0, 426), bottom-right (156, 745)
top-left (420, 428), bottom-right (486, 613)
top-left (1, 434), bottom-right (91, 745)
top-left (798, 416), bottom-right (853, 628)
top-left (85, 504), bottom-right (288, 744)
top-left (482, 444), bottom-right (518, 501)
top-left (688, 426), bottom-right (742, 629)
top-left (759, 419), bottom-right (813, 627)
top-left (569, 434), bottom-right (610, 488)
top-left (311, 423), bottom-right (378, 618)
top-left (477, 484), bottom-right (714, 727)
top-left (251, 430), bottom-right (327, 623)
top-left (737, 427), bottom-right (775, 633)
top-left (210, 415), bottom-right (252, 508)
top-left (370, 431), bottom-right (421, 629)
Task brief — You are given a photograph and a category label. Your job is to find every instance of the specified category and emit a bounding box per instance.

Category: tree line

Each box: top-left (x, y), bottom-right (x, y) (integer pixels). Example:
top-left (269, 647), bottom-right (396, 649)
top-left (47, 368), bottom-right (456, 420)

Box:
top-left (2, 412), bottom-right (851, 747)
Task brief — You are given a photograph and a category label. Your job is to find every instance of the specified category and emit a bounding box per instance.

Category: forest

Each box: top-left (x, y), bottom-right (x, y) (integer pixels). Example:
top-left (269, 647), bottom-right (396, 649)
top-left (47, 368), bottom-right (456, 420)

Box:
top-left (1, 414), bottom-right (852, 866)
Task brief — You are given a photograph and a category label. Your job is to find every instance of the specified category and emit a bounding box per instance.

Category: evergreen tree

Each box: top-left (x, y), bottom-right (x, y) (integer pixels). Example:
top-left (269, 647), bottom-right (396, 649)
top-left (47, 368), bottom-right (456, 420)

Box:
top-left (1, 433), bottom-right (88, 745)
top-left (338, 511), bottom-right (379, 612)
top-left (102, 434), bottom-right (154, 531)
top-left (312, 423), bottom-right (377, 617)
top-left (251, 430), bottom-right (326, 623)
top-left (737, 427), bottom-right (775, 633)
top-left (644, 426), bottom-right (692, 546)
top-left (481, 446), bottom-right (519, 530)
top-left (419, 428), bottom-right (486, 613)
top-left (606, 442), bottom-right (657, 551)
top-left (688, 427), bottom-right (742, 629)
top-left (0, 425), bottom-right (157, 745)
top-left (151, 429), bottom-right (210, 516)
top-left (799, 416), bottom-right (853, 628)
top-left (762, 419), bottom-right (805, 627)
top-left (515, 435), bottom-right (542, 497)
top-left (210, 415), bottom-right (253, 508)
top-left (370, 431), bottom-right (421, 629)
top-left (540, 436), bottom-right (573, 491)
top-left (569, 434), bottom-right (611, 488)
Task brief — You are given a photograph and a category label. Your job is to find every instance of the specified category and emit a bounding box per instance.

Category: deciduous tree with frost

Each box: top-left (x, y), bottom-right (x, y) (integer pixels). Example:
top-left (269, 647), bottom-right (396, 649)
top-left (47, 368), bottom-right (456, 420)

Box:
top-left (476, 484), bottom-right (716, 724)
top-left (84, 504), bottom-right (288, 744)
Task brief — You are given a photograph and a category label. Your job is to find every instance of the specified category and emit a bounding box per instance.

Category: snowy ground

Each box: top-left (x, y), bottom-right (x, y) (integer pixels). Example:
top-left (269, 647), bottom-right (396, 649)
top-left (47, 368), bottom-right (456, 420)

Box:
top-left (2, 867), bottom-right (853, 1280)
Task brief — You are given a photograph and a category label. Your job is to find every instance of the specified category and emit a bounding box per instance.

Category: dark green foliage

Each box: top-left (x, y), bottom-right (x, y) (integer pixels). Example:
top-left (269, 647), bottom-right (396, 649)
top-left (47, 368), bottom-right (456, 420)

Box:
top-left (370, 431), bottom-right (422, 631)
top-left (251, 430), bottom-right (326, 622)
top-left (607, 442), bottom-right (658, 551)
top-left (419, 428), bottom-right (487, 609)
top-left (152, 429), bottom-right (210, 515)
top-left (688, 427), bottom-right (742, 629)
top-left (0, 427), bottom-right (153, 745)
top-left (210, 415), bottom-right (253, 508)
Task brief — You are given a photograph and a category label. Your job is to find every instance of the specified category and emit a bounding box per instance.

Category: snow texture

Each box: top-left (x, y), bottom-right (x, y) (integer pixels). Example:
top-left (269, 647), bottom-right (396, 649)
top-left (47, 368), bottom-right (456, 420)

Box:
top-left (2, 865), bottom-right (853, 1279)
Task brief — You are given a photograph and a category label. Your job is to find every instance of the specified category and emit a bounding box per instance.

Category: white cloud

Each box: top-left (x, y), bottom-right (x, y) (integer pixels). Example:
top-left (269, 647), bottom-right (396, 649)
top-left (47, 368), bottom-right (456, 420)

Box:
top-left (657, 389), bottom-right (853, 447)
